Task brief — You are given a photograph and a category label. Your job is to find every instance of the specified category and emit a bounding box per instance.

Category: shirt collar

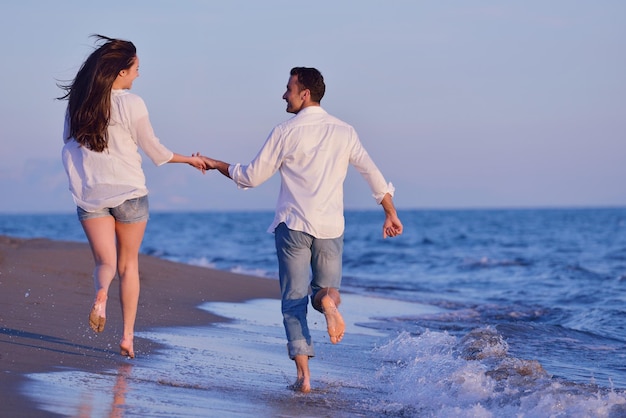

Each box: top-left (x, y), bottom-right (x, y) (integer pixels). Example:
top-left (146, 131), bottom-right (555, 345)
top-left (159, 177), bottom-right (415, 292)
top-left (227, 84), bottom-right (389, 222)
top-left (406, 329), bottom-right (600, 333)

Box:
top-left (296, 105), bottom-right (326, 116)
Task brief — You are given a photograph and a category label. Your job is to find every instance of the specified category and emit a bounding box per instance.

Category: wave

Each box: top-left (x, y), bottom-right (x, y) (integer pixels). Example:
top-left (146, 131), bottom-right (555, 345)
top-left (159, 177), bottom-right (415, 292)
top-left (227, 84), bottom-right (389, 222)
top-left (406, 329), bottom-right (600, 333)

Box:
top-left (368, 328), bottom-right (626, 417)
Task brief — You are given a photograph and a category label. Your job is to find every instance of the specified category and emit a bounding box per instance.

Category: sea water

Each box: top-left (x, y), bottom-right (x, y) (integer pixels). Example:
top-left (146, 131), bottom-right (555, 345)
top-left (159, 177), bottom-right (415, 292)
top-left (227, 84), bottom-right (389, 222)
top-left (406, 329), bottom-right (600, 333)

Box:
top-left (2, 208), bottom-right (626, 416)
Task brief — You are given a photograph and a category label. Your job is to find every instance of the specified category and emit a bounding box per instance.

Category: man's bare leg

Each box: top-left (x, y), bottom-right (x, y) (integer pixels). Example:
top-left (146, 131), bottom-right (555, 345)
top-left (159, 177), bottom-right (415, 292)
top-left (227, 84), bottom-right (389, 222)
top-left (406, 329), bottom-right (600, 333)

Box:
top-left (313, 288), bottom-right (345, 344)
top-left (292, 354), bottom-right (311, 393)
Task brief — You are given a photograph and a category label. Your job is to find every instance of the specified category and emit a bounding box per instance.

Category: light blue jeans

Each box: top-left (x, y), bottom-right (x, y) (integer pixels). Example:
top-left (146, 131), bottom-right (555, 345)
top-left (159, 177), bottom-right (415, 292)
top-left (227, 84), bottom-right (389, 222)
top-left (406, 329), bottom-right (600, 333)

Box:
top-left (274, 222), bottom-right (343, 359)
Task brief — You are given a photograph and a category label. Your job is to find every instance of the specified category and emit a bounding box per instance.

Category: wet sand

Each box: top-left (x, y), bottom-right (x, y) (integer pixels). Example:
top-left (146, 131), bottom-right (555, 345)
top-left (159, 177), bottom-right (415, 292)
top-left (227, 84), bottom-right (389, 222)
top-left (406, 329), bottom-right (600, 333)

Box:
top-left (0, 235), bottom-right (279, 417)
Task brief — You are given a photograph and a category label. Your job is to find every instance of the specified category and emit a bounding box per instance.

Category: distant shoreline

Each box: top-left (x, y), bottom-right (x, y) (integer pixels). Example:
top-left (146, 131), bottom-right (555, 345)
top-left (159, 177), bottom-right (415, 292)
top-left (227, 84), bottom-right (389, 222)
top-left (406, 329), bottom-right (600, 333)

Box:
top-left (1, 205), bottom-right (625, 217)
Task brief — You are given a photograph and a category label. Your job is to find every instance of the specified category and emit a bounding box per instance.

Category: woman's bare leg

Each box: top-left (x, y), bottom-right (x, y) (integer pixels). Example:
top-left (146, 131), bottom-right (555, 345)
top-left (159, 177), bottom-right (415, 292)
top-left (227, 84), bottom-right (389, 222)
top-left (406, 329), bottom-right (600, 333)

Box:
top-left (115, 220), bottom-right (147, 358)
top-left (81, 216), bottom-right (117, 333)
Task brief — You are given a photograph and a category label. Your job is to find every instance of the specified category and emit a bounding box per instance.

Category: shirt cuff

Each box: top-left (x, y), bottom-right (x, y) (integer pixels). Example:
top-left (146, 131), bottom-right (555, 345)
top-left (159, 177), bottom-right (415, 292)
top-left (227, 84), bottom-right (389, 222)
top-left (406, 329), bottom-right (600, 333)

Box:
top-left (372, 182), bottom-right (395, 204)
top-left (228, 163), bottom-right (237, 179)
top-left (229, 163), bottom-right (250, 190)
top-left (156, 151), bottom-right (174, 167)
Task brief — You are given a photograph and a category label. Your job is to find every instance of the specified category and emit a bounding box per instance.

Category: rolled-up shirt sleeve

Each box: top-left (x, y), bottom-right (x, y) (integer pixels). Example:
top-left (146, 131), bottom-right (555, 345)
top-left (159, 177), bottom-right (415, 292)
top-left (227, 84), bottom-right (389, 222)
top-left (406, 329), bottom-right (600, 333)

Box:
top-left (229, 163), bottom-right (247, 188)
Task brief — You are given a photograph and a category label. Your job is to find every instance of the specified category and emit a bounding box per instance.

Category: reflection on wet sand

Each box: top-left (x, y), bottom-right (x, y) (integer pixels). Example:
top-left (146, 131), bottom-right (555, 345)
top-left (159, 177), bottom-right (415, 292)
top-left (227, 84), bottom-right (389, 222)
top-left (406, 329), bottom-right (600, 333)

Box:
top-left (74, 363), bottom-right (133, 418)
top-left (111, 363), bottom-right (132, 417)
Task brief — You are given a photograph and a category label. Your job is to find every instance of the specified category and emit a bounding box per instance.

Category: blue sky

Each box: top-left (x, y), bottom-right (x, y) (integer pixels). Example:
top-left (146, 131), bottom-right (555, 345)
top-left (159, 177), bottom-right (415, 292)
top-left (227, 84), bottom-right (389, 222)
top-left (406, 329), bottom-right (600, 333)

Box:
top-left (0, 1), bottom-right (624, 213)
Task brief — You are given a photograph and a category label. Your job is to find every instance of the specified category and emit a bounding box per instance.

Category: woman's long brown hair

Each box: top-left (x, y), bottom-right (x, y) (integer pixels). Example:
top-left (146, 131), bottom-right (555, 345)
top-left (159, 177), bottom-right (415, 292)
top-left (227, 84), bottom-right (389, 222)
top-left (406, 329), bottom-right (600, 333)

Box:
top-left (58, 35), bottom-right (136, 152)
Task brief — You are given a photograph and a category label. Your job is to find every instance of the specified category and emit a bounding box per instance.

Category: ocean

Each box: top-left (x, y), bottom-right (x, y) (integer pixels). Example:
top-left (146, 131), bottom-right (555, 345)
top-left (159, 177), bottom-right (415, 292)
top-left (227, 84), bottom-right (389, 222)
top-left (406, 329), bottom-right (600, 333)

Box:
top-left (2, 208), bottom-right (626, 417)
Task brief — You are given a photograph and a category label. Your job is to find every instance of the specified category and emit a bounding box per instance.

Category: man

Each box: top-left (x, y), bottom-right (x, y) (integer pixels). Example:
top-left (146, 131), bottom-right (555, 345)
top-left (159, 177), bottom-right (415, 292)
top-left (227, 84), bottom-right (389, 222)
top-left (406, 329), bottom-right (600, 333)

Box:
top-left (198, 67), bottom-right (403, 393)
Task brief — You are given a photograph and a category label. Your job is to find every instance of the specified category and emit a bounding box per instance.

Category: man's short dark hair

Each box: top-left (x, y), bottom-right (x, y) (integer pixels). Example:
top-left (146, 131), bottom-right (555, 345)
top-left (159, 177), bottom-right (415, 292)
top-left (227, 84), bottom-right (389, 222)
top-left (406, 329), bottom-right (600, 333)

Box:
top-left (290, 67), bottom-right (325, 103)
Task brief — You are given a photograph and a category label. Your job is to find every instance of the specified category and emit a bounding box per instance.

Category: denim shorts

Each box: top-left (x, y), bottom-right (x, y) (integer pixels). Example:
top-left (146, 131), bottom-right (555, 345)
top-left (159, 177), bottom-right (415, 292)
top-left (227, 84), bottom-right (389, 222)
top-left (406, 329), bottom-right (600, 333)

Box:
top-left (77, 195), bottom-right (150, 224)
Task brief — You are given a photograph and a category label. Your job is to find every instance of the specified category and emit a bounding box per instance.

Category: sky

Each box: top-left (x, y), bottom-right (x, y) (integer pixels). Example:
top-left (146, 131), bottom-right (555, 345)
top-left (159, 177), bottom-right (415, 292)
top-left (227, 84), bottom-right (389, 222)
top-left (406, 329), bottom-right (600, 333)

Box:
top-left (0, 1), bottom-right (624, 214)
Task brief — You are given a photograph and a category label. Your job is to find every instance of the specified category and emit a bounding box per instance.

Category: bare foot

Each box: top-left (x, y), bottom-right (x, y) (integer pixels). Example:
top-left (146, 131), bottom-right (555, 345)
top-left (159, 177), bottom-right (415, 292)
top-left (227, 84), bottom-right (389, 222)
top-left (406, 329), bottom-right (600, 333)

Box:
top-left (290, 377), bottom-right (311, 393)
top-left (120, 337), bottom-right (134, 359)
top-left (321, 294), bottom-right (345, 344)
top-left (89, 290), bottom-right (107, 333)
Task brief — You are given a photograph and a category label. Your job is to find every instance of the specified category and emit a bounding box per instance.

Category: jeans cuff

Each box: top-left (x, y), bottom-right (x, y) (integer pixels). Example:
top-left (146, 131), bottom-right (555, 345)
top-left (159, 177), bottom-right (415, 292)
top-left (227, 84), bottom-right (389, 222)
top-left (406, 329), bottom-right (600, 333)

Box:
top-left (287, 339), bottom-right (315, 359)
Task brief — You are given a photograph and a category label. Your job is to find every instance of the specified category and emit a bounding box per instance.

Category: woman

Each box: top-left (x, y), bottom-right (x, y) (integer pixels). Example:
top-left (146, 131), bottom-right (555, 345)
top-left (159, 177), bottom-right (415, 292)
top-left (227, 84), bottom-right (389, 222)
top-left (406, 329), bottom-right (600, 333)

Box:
top-left (58, 35), bottom-right (205, 358)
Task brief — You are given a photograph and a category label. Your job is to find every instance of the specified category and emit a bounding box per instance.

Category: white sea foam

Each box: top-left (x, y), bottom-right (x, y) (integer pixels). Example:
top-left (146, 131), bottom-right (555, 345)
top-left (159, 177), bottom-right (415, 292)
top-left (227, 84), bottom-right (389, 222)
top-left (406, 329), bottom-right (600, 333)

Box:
top-left (368, 329), bottom-right (626, 417)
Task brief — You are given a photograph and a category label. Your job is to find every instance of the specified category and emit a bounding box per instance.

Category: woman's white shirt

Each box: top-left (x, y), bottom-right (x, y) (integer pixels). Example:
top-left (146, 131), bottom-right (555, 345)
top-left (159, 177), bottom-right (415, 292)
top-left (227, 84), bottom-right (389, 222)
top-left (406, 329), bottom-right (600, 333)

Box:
top-left (61, 89), bottom-right (173, 212)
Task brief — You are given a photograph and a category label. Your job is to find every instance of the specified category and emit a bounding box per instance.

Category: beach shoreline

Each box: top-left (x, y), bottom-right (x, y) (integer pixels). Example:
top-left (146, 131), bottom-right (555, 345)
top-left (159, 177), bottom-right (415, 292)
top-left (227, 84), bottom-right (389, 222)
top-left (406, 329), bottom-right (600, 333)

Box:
top-left (0, 235), bottom-right (280, 416)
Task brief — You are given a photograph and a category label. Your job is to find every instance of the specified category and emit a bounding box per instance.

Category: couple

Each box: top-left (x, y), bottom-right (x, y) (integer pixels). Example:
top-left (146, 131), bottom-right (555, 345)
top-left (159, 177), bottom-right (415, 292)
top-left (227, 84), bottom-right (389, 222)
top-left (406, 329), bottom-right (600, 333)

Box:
top-left (59, 35), bottom-right (403, 393)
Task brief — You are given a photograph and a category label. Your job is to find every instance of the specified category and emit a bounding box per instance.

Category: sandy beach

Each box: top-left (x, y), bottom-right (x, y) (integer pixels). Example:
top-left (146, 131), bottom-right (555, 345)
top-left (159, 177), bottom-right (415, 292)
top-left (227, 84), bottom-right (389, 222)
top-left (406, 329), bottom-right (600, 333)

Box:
top-left (0, 235), bottom-right (280, 417)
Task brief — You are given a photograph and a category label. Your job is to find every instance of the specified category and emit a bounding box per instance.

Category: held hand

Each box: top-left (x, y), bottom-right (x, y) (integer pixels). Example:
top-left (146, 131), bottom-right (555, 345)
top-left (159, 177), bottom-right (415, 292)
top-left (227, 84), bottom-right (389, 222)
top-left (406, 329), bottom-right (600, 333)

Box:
top-left (191, 153), bottom-right (232, 179)
top-left (192, 153), bottom-right (218, 170)
top-left (188, 154), bottom-right (207, 173)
